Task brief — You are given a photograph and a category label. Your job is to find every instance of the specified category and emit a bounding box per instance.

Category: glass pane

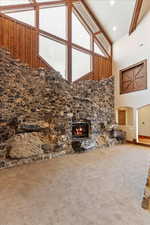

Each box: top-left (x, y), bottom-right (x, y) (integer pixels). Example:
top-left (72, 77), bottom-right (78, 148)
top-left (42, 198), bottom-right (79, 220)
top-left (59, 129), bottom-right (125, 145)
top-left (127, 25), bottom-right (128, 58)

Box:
top-left (39, 6), bottom-right (66, 39)
top-left (39, 35), bottom-right (66, 78)
top-left (73, 2), bottom-right (99, 33)
top-left (72, 12), bottom-right (91, 50)
top-left (0, 0), bottom-right (29, 5)
top-left (96, 33), bottom-right (111, 56)
top-left (72, 48), bottom-right (91, 81)
top-left (5, 10), bottom-right (35, 26)
top-left (37, 0), bottom-right (62, 2)
top-left (94, 42), bottom-right (105, 57)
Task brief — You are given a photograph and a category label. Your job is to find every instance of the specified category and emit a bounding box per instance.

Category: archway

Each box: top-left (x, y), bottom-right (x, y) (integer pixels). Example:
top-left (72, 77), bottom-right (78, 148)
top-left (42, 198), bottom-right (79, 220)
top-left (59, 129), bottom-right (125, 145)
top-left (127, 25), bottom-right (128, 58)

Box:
top-left (116, 107), bottom-right (134, 141)
top-left (116, 107), bottom-right (133, 126)
top-left (137, 104), bottom-right (150, 145)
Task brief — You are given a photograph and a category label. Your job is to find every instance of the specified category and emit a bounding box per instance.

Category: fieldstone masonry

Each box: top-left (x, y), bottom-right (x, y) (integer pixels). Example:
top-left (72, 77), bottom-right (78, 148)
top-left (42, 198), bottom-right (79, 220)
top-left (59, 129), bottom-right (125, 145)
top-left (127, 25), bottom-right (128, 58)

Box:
top-left (0, 48), bottom-right (124, 169)
top-left (142, 167), bottom-right (150, 211)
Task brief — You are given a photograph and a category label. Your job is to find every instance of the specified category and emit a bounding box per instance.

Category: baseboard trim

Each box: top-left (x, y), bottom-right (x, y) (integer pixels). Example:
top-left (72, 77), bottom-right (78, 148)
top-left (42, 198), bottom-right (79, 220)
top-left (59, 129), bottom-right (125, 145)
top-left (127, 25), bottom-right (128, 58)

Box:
top-left (127, 140), bottom-right (134, 144)
top-left (127, 140), bottom-right (150, 147)
top-left (139, 135), bottom-right (150, 140)
top-left (127, 139), bottom-right (136, 144)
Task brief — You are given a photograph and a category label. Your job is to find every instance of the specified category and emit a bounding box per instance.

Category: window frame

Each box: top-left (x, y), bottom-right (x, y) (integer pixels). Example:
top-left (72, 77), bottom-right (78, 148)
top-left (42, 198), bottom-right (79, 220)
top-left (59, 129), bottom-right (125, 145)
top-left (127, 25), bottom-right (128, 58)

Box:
top-left (0, 0), bottom-right (112, 82)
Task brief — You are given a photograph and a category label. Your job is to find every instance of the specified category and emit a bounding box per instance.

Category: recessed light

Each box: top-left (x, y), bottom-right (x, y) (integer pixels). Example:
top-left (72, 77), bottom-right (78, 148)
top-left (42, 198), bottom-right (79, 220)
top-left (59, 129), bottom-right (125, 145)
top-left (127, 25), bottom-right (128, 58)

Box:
top-left (139, 43), bottom-right (144, 47)
top-left (109, 0), bottom-right (115, 6)
top-left (112, 26), bottom-right (117, 31)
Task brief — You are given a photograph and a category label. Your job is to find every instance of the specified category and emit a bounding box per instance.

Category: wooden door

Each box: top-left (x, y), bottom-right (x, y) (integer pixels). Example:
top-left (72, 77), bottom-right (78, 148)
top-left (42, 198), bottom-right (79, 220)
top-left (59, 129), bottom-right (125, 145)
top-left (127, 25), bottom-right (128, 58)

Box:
top-left (118, 110), bottom-right (126, 125)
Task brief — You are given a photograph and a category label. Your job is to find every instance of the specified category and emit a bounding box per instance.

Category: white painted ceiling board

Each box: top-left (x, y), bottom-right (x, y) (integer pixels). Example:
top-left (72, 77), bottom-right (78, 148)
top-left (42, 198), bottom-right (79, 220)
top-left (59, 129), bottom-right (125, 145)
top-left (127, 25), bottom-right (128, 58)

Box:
top-left (85, 0), bottom-right (136, 42)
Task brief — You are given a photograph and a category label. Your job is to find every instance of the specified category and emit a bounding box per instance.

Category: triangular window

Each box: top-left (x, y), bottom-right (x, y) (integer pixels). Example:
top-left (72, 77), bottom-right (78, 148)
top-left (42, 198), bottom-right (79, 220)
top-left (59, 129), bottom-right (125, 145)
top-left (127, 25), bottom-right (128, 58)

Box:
top-left (5, 10), bottom-right (35, 26)
top-left (94, 41), bottom-right (105, 57)
top-left (72, 48), bottom-right (91, 81)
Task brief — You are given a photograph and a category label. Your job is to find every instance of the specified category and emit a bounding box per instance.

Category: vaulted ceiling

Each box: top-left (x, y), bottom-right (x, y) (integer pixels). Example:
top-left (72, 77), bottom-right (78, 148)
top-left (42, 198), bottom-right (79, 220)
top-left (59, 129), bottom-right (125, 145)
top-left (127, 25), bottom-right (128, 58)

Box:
top-left (0, 0), bottom-right (149, 43)
top-left (85, 0), bottom-right (136, 42)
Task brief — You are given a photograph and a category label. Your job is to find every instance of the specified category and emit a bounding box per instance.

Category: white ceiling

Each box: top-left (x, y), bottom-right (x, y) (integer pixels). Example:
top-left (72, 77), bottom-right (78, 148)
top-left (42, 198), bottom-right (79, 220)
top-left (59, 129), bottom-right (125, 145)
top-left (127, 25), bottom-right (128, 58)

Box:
top-left (85, 0), bottom-right (136, 42)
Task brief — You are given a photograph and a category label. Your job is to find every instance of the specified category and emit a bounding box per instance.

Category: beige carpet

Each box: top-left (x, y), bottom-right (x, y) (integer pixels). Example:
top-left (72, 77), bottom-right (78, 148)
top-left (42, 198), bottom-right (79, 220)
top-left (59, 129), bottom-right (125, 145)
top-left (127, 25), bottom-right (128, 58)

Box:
top-left (0, 144), bottom-right (150, 225)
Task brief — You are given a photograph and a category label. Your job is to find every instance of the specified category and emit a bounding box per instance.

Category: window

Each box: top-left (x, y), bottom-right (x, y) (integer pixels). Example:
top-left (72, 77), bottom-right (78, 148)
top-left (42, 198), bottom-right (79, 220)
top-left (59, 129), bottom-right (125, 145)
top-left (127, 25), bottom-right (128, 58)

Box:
top-left (0, 0), bottom-right (30, 5)
top-left (94, 41), bottom-right (105, 57)
top-left (0, 0), bottom-right (112, 82)
top-left (39, 6), bottom-right (66, 39)
top-left (37, 0), bottom-right (62, 2)
top-left (5, 10), bottom-right (35, 26)
top-left (96, 33), bottom-right (111, 56)
top-left (72, 12), bottom-right (91, 50)
top-left (73, 1), bottom-right (99, 33)
top-left (39, 35), bottom-right (66, 78)
top-left (72, 48), bottom-right (91, 81)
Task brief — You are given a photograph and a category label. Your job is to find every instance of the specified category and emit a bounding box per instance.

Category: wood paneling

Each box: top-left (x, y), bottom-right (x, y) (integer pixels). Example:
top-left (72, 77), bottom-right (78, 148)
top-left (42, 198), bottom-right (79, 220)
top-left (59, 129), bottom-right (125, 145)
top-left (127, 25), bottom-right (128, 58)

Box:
top-left (76, 55), bottom-right (112, 81)
top-left (0, 13), bottom-right (49, 70)
top-left (118, 110), bottom-right (126, 125)
top-left (93, 55), bottom-right (112, 80)
top-left (120, 60), bottom-right (147, 94)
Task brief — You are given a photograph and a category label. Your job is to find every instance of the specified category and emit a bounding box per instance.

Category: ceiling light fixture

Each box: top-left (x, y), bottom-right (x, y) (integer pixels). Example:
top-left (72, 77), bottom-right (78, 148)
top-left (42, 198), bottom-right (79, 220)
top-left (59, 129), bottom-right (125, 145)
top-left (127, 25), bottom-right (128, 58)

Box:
top-left (109, 0), bottom-right (115, 6)
top-left (112, 26), bottom-right (117, 31)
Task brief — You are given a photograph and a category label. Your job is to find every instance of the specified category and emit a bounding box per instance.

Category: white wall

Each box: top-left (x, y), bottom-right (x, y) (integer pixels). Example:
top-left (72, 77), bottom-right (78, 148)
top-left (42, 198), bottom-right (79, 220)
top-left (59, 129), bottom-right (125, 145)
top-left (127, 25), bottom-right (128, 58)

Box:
top-left (138, 105), bottom-right (150, 136)
top-left (113, 12), bottom-right (150, 141)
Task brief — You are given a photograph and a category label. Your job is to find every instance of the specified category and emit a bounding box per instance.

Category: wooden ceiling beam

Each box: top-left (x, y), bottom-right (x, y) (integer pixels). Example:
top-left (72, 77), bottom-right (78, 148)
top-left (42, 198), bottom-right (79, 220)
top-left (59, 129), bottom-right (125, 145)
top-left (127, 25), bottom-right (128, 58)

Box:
top-left (129, 0), bottom-right (144, 34)
top-left (93, 31), bottom-right (101, 36)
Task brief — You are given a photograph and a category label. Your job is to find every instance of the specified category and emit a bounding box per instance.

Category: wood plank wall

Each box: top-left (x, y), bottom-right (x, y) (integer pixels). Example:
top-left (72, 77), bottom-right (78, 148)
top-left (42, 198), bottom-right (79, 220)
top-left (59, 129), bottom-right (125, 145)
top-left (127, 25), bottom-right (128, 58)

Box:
top-left (0, 13), bottom-right (112, 80)
top-left (76, 55), bottom-right (112, 81)
top-left (0, 13), bottom-right (50, 69)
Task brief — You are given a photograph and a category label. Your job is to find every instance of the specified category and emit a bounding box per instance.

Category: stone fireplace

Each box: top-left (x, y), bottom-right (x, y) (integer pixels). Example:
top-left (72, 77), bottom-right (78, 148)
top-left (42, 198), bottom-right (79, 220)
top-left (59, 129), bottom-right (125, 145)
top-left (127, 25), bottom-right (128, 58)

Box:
top-left (0, 48), bottom-right (126, 169)
top-left (72, 120), bottom-right (90, 139)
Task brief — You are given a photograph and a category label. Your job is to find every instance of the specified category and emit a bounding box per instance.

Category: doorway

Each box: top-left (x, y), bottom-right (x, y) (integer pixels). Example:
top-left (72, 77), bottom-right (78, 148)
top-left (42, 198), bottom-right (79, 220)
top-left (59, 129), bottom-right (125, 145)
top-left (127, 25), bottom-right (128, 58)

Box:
top-left (138, 105), bottom-right (150, 145)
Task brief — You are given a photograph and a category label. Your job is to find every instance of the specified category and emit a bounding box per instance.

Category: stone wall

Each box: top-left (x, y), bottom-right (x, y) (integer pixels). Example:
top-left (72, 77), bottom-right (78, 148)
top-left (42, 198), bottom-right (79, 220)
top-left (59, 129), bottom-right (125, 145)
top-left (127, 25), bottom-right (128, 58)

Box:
top-left (0, 48), bottom-right (121, 169)
top-left (142, 167), bottom-right (150, 211)
top-left (73, 78), bottom-right (115, 135)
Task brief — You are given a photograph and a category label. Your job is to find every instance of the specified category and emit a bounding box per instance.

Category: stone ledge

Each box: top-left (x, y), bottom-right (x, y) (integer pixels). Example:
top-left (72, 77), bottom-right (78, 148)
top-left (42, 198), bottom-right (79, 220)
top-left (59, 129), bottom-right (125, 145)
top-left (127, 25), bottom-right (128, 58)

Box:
top-left (0, 150), bottom-right (66, 170)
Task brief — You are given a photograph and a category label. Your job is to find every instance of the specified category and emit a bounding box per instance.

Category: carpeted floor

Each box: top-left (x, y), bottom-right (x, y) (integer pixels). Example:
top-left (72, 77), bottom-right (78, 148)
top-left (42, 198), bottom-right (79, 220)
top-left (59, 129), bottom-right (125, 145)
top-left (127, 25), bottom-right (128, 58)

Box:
top-left (0, 144), bottom-right (150, 225)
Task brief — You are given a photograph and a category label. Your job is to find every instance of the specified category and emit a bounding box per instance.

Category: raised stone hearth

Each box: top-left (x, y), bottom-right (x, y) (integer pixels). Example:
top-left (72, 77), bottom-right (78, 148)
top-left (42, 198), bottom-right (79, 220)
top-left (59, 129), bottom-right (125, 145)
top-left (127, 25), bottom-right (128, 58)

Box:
top-left (0, 48), bottom-right (125, 169)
